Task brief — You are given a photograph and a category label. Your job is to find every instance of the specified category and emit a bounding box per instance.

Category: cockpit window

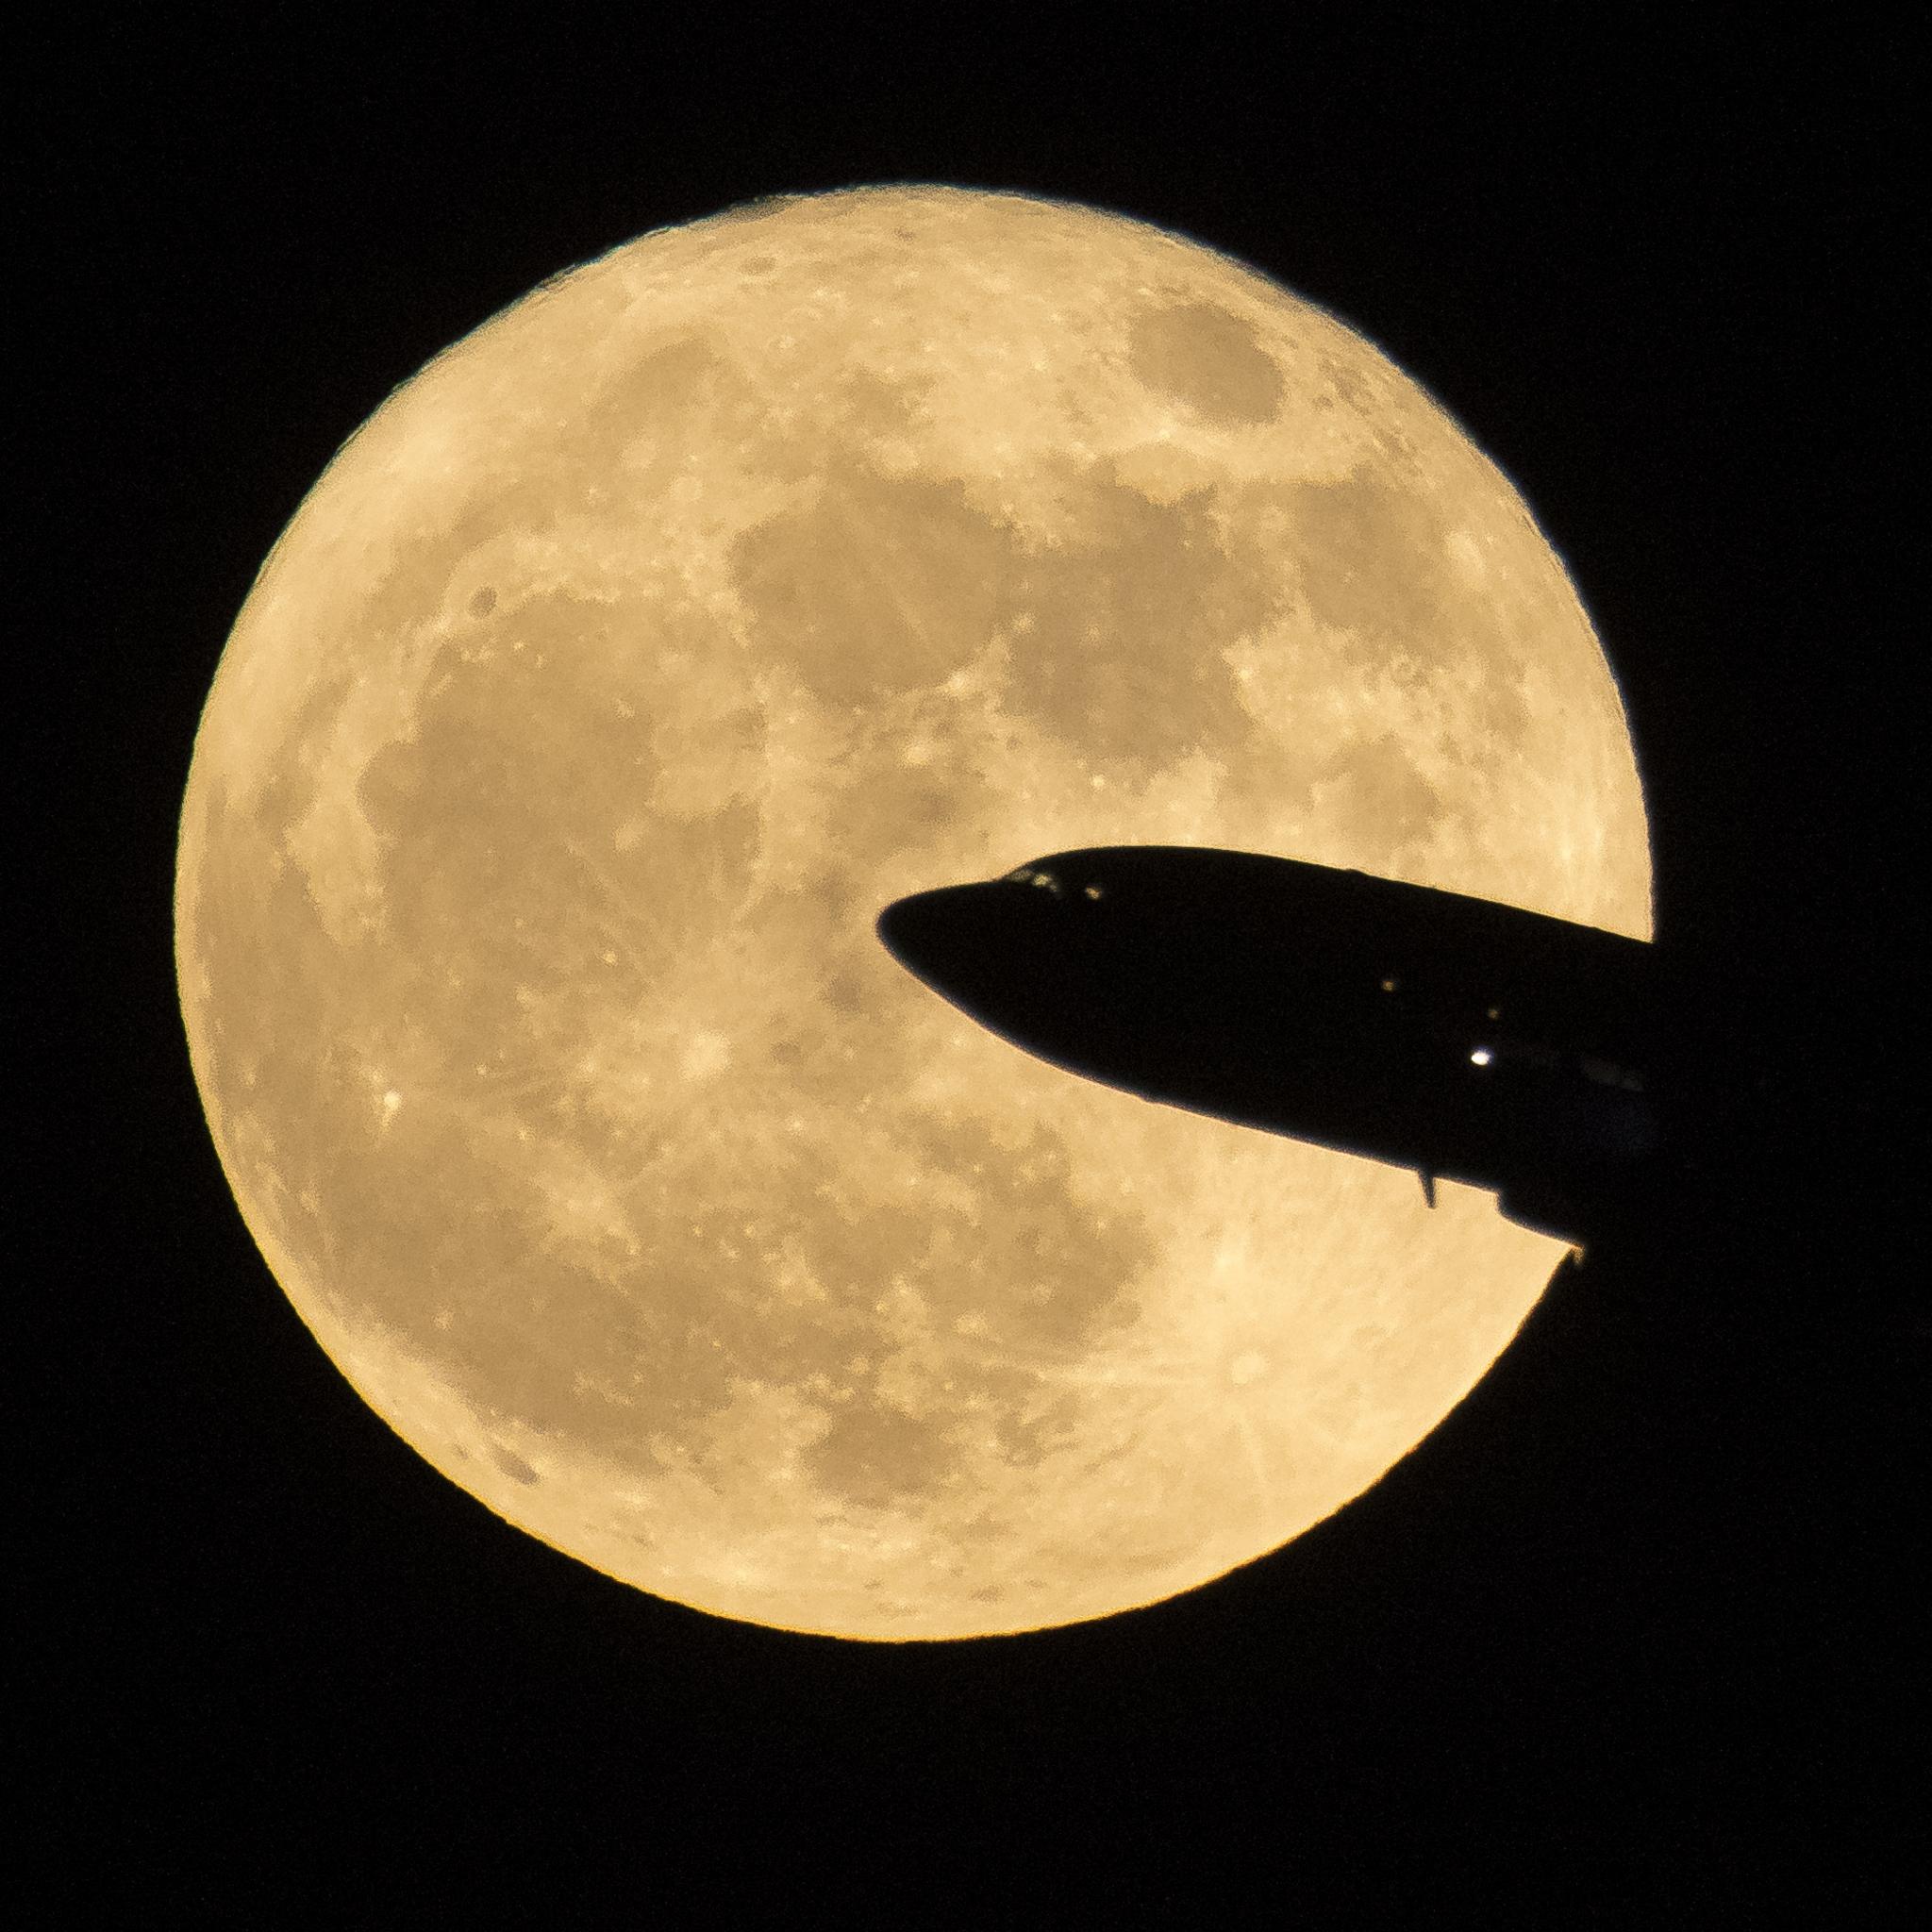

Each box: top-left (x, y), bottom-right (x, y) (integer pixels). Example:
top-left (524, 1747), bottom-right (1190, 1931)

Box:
top-left (1002, 866), bottom-right (1064, 896)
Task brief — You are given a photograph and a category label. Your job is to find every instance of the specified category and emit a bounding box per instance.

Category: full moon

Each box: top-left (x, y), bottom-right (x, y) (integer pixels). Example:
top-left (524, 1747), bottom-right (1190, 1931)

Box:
top-left (176, 186), bottom-right (1649, 1640)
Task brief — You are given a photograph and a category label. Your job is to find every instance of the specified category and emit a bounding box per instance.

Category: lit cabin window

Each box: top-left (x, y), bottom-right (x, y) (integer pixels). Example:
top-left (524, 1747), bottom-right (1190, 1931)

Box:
top-left (1083, 882), bottom-right (1104, 900)
top-left (1379, 975), bottom-right (1399, 992)
top-left (1470, 1047), bottom-right (1494, 1067)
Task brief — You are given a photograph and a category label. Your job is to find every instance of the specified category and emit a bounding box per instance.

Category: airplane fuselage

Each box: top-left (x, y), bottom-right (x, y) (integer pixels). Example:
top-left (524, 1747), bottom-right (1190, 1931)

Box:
top-left (876, 846), bottom-right (1668, 1244)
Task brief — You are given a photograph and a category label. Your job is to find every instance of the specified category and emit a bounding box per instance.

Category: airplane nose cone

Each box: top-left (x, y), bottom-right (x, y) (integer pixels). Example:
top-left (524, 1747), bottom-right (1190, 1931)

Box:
top-left (879, 873), bottom-right (1152, 1077)
top-left (876, 883), bottom-right (1004, 984)
top-left (876, 879), bottom-right (1074, 1040)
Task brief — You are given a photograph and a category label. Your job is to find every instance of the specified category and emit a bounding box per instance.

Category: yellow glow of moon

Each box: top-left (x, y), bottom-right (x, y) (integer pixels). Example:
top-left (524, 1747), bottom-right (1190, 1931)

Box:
top-left (175, 187), bottom-right (1649, 1641)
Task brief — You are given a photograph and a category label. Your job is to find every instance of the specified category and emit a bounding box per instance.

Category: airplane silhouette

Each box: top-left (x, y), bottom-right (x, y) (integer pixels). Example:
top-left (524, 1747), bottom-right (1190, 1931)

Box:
top-left (877, 845), bottom-right (1683, 1251)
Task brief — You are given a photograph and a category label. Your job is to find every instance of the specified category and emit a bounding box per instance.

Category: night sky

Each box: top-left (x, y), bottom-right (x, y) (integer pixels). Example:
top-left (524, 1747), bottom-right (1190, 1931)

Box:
top-left (26, 18), bottom-right (1920, 1917)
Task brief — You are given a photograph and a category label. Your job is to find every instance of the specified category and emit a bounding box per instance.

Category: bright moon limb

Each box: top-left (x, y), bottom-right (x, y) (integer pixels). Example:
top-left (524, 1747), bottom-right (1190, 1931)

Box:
top-left (175, 187), bottom-right (1649, 1640)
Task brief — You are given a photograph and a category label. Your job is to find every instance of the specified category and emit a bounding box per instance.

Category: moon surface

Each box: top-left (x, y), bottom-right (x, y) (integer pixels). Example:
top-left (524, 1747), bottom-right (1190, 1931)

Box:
top-left (175, 186), bottom-right (1649, 1640)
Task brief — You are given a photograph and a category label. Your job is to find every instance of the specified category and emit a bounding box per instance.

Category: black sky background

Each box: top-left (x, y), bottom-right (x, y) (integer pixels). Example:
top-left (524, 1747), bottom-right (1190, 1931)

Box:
top-left (25, 15), bottom-right (1922, 1918)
